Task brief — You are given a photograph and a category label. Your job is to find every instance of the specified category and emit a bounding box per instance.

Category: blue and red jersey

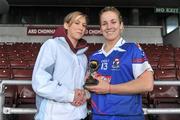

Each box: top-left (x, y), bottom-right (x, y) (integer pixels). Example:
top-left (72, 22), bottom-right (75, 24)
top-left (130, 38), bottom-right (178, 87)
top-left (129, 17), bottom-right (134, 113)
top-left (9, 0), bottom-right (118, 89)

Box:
top-left (89, 38), bottom-right (152, 116)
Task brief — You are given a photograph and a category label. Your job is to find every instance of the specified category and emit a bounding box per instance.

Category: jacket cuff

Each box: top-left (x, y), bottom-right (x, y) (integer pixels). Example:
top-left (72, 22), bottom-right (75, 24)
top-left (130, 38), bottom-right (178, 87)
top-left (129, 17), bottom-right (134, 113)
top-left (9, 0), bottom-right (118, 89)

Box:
top-left (66, 92), bottom-right (74, 102)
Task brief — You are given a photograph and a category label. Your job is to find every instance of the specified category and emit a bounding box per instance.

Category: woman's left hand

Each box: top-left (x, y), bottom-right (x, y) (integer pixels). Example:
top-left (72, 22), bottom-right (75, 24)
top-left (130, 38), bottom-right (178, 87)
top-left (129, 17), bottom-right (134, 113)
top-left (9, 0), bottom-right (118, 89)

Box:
top-left (85, 74), bottom-right (110, 94)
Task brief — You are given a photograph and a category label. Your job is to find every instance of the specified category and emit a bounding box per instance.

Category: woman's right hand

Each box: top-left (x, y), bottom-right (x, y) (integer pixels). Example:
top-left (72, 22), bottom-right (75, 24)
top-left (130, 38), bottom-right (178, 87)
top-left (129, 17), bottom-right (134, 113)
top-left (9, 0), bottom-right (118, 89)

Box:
top-left (71, 89), bottom-right (87, 106)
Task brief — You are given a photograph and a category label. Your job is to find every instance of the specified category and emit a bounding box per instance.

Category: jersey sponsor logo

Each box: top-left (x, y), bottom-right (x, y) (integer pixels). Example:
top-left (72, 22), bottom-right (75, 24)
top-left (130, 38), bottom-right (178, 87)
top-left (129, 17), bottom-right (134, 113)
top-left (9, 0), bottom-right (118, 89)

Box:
top-left (112, 58), bottom-right (120, 69)
top-left (96, 73), bottom-right (112, 83)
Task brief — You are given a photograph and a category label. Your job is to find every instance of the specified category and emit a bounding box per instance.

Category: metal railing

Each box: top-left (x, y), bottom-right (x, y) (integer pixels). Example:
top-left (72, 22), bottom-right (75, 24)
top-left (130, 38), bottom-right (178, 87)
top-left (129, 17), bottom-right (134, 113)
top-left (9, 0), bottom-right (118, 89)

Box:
top-left (0, 80), bottom-right (180, 119)
top-left (0, 80), bottom-right (33, 120)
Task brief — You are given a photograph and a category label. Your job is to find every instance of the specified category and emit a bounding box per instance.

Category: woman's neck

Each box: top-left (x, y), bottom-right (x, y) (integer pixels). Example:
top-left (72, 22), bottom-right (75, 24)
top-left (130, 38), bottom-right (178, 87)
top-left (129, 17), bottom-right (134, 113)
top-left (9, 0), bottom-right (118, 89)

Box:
top-left (67, 34), bottom-right (78, 48)
top-left (70, 39), bottom-right (78, 48)
top-left (104, 38), bottom-right (120, 53)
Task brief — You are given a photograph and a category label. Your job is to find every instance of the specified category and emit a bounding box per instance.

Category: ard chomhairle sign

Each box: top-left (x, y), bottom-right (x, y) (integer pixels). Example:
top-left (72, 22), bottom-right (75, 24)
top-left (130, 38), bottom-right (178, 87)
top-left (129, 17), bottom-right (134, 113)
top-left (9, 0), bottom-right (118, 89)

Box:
top-left (27, 26), bottom-right (102, 36)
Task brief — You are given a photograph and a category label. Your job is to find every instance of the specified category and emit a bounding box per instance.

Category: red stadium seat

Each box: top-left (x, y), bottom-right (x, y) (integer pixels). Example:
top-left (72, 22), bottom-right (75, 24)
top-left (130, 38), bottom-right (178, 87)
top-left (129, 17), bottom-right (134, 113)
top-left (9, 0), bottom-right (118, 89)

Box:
top-left (12, 69), bottom-right (32, 79)
top-left (158, 61), bottom-right (175, 70)
top-left (21, 53), bottom-right (36, 61)
top-left (155, 103), bottom-right (180, 120)
top-left (3, 44), bottom-right (16, 54)
top-left (0, 60), bottom-right (10, 68)
top-left (150, 86), bottom-right (179, 100)
top-left (176, 61), bottom-right (180, 70)
top-left (0, 68), bottom-right (17, 107)
top-left (142, 92), bottom-right (152, 107)
top-left (7, 52), bottom-right (22, 60)
top-left (149, 85), bottom-right (180, 106)
top-left (147, 54), bottom-right (160, 62)
top-left (12, 69), bottom-right (35, 105)
top-left (159, 55), bottom-right (174, 62)
top-left (0, 68), bottom-right (11, 79)
top-left (175, 54), bottom-right (180, 62)
top-left (161, 46), bottom-right (174, 56)
top-left (0, 53), bottom-right (8, 60)
top-left (149, 61), bottom-right (158, 70)
top-left (17, 86), bottom-right (35, 104)
top-left (154, 70), bottom-right (177, 80)
top-left (151, 69), bottom-right (180, 107)
top-left (27, 60), bottom-right (36, 69)
top-left (174, 47), bottom-right (180, 55)
top-left (4, 85), bottom-right (17, 107)
top-left (10, 60), bottom-right (29, 69)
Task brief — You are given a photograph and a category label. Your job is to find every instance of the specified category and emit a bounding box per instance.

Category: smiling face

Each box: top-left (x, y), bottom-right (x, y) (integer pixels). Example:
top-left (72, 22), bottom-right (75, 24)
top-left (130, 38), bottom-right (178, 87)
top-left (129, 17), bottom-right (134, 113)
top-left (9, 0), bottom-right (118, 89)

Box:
top-left (100, 10), bottom-right (124, 42)
top-left (64, 15), bottom-right (87, 42)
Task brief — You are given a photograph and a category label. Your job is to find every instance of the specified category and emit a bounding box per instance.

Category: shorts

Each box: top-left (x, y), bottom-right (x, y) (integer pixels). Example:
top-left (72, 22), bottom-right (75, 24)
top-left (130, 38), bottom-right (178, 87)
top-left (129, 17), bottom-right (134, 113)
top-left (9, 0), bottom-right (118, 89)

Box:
top-left (92, 114), bottom-right (144, 120)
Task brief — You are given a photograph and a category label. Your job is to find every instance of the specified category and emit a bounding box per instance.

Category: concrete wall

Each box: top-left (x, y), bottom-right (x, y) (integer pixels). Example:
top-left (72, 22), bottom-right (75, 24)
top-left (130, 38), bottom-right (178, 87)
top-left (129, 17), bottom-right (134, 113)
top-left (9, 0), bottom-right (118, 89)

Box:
top-left (123, 26), bottom-right (163, 44)
top-left (163, 27), bottom-right (180, 47)
top-left (0, 25), bottom-right (163, 44)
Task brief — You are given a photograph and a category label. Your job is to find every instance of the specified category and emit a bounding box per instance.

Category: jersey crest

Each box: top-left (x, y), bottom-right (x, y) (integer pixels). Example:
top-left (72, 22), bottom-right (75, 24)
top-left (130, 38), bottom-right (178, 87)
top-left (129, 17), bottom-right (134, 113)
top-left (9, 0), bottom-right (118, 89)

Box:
top-left (112, 58), bottom-right (120, 69)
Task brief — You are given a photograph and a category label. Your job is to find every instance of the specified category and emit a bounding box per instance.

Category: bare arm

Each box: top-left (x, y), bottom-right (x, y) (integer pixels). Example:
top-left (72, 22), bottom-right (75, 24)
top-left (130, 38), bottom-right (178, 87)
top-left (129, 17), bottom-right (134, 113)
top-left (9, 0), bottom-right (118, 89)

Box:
top-left (86, 70), bottom-right (154, 94)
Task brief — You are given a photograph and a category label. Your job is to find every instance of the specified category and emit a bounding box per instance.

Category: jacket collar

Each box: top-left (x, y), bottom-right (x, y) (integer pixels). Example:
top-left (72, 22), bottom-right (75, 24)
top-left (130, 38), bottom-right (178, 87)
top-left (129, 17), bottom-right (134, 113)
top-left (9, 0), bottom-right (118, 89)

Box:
top-left (53, 26), bottom-right (88, 53)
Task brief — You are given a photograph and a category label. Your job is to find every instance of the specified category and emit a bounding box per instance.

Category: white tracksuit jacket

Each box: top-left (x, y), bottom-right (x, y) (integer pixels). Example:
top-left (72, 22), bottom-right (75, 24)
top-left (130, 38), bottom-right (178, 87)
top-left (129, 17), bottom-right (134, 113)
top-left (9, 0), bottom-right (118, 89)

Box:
top-left (32, 37), bottom-right (88, 120)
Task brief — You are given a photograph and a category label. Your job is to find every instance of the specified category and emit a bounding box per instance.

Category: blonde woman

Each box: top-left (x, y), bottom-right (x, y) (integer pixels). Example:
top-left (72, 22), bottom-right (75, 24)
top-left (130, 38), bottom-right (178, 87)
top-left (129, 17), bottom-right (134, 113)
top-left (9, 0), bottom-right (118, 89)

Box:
top-left (32, 11), bottom-right (89, 120)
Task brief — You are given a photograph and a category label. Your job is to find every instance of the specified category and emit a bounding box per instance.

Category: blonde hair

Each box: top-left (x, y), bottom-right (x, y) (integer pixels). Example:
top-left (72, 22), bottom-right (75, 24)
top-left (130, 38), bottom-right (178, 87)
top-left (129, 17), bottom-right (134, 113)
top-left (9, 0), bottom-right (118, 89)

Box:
top-left (99, 6), bottom-right (123, 23)
top-left (64, 11), bottom-right (88, 25)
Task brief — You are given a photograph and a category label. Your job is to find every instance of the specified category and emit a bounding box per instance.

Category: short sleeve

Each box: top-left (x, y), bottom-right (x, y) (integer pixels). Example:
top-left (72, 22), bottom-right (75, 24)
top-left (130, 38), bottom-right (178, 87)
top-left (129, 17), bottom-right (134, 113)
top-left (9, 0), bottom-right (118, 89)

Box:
top-left (132, 43), bottom-right (153, 79)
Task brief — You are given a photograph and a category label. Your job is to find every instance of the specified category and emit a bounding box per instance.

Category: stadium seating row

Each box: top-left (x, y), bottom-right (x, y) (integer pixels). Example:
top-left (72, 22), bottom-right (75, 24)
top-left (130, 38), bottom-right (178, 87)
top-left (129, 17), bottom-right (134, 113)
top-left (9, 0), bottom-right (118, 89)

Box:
top-left (0, 60), bottom-right (35, 69)
top-left (150, 61), bottom-right (180, 70)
